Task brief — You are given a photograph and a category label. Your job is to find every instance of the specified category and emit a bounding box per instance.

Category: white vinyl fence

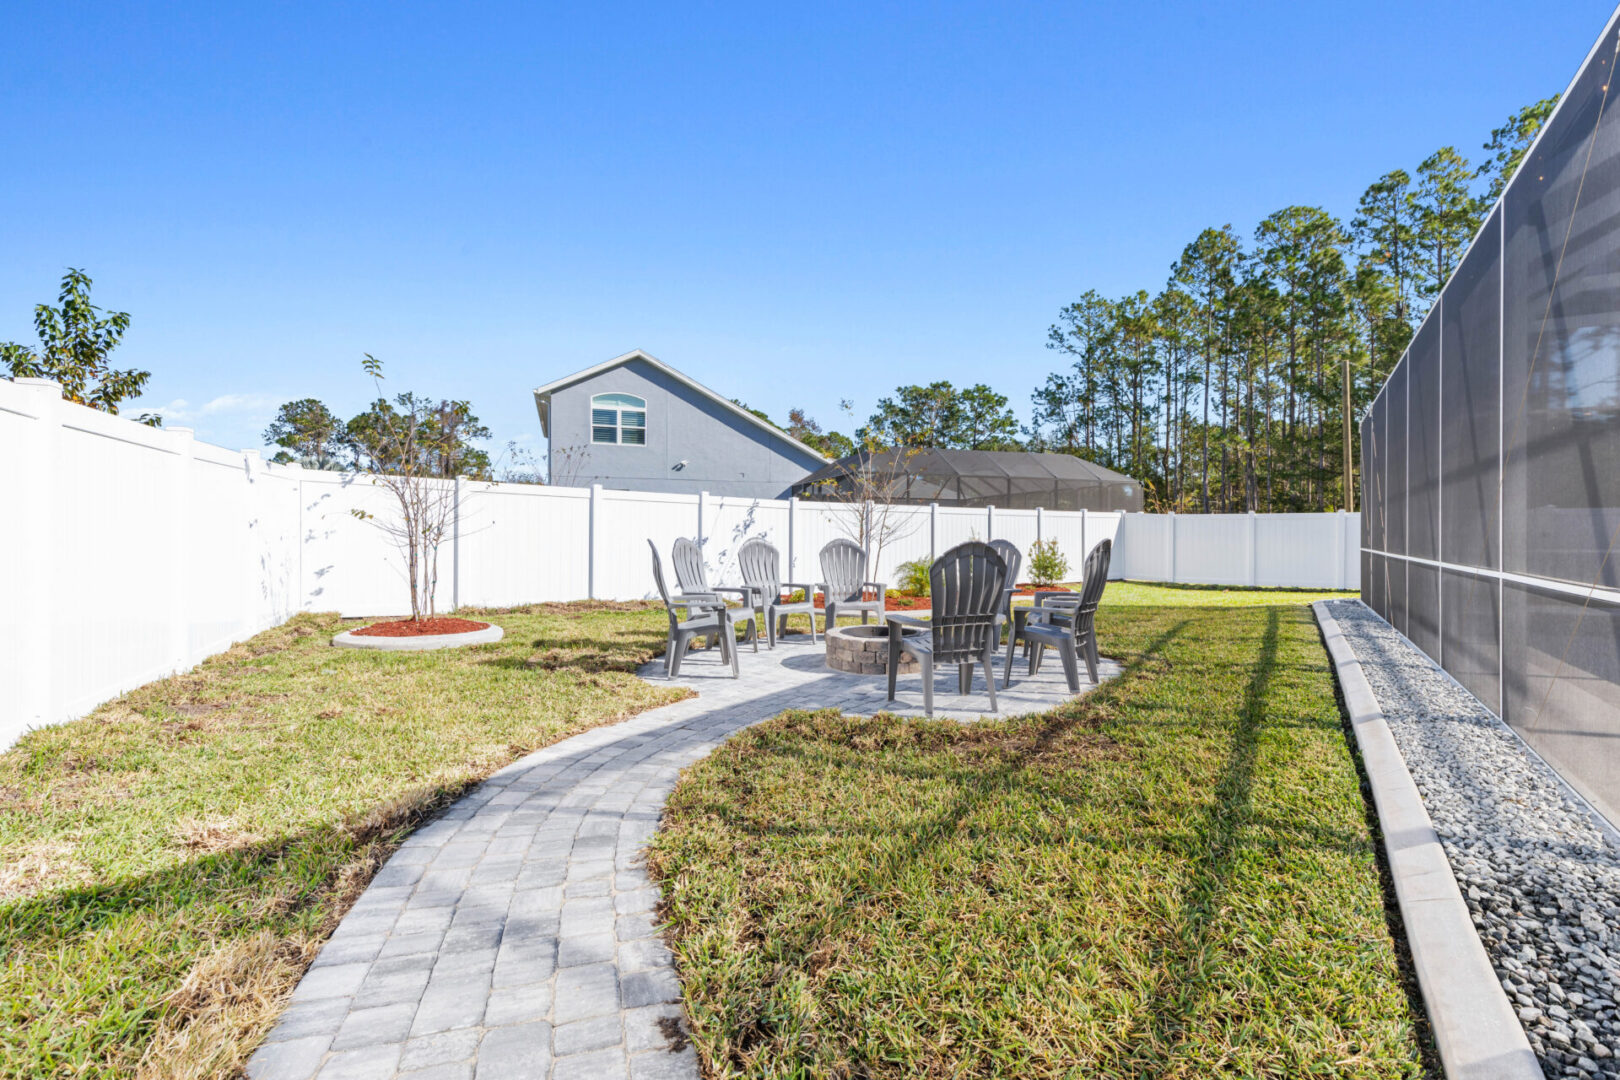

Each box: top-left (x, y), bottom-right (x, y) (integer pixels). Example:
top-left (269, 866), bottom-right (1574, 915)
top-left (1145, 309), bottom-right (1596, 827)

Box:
top-left (1, 378), bottom-right (1357, 748)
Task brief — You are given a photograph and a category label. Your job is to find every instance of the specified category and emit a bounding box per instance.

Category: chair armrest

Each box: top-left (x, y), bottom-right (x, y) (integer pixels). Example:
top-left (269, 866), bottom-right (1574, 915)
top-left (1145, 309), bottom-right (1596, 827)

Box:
top-left (885, 612), bottom-right (927, 629)
top-left (863, 582), bottom-right (887, 601)
top-left (710, 585), bottom-right (751, 598)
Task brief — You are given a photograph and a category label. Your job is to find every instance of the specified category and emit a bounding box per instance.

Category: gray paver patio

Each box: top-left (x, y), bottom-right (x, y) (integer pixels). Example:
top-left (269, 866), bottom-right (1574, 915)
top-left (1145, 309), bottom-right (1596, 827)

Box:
top-left (247, 626), bottom-right (1120, 1080)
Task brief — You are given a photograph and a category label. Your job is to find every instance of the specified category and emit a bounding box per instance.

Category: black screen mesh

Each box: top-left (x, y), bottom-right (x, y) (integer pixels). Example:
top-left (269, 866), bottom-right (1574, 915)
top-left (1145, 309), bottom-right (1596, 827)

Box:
top-left (1443, 570), bottom-right (1500, 714)
top-left (1360, 14), bottom-right (1620, 825)
top-left (1441, 208), bottom-right (1502, 570)
top-left (1407, 562), bottom-right (1440, 661)
top-left (1387, 360), bottom-right (1408, 556)
top-left (1409, 317), bottom-right (1441, 561)
top-left (1503, 33), bottom-right (1620, 588)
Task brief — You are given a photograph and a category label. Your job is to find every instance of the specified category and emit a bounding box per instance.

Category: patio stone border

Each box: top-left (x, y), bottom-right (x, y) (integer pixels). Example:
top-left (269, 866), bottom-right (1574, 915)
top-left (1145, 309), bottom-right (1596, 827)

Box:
top-left (1313, 600), bottom-right (1541, 1080)
top-left (332, 624), bottom-right (506, 652)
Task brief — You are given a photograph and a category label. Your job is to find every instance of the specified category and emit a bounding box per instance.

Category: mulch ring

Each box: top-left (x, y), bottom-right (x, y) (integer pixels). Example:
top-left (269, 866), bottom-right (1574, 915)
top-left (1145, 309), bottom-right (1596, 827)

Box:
top-left (351, 617), bottom-right (492, 638)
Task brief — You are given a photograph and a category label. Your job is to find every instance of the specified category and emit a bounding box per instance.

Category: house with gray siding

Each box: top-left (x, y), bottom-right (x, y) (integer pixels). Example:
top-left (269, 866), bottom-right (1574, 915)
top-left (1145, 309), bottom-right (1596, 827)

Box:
top-left (532, 350), bottom-right (828, 498)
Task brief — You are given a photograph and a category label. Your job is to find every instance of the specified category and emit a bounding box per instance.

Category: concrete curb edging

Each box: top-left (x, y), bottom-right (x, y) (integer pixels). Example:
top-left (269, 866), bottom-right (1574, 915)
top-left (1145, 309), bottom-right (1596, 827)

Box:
top-left (1312, 601), bottom-right (1542, 1080)
top-left (331, 623), bottom-right (505, 651)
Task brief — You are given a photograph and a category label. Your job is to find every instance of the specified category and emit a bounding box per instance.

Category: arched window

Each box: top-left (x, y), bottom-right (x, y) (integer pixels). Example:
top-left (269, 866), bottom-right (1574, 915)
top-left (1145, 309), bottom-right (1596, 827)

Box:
top-left (591, 392), bottom-right (647, 445)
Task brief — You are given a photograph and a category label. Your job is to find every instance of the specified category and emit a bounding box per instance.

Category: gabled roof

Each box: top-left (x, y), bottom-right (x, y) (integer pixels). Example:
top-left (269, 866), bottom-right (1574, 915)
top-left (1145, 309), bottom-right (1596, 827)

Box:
top-left (532, 349), bottom-right (829, 462)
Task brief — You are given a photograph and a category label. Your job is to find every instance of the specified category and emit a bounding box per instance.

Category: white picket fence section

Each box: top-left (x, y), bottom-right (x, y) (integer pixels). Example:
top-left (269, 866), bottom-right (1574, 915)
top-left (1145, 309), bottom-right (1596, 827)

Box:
top-left (1, 378), bottom-right (1358, 748)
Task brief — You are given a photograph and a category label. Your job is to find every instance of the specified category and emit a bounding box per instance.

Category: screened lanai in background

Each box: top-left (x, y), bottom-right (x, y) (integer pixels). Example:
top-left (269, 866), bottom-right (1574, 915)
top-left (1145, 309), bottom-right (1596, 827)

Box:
top-left (790, 448), bottom-right (1144, 511)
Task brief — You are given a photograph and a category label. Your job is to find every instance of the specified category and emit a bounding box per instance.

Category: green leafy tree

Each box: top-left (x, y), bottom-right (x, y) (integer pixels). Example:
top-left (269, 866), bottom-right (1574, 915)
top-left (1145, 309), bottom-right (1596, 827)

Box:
top-left (786, 407), bottom-right (855, 458)
top-left (861, 381), bottom-right (1018, 450)
top-left (264, 398), bottom-right (347, 469)
top-left (1412, 146), bottom-right (1485, 301)
top-left (951, 384), bottom-right (1022, 450)
top-left (1480, 95), bottom-right (1560, 201)
top-left (1352, 170), bottom-right (1420, 330)
top-left (1171, 226), bottom-right (1242, 511)
top-left (347, 395), bottom-right (492, 480)
top-left (1, 269), bottom-right (158, 424)
top-left (1038, 290), bottom-right (1116, 455)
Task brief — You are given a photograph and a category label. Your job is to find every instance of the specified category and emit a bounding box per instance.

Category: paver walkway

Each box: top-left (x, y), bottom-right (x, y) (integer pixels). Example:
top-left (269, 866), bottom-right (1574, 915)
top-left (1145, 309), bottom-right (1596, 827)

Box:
top-left (246, 632), bottom-right (1120, 1080)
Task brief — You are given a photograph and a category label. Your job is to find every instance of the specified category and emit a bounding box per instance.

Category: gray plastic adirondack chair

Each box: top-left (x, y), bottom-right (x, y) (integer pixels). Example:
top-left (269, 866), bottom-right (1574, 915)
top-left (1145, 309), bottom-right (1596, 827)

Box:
top-left (987, 539), bottom-right (1023, 651)
top-left (649, 540), bottom-right (738, 678)
top-left (736, 538), bottom-right (819, 647)
top-left (886, 542), bottom-right (1007, 717)
top-left (671, 536), bottom-right (754, 648)
top-left (1004, 538), bottom-right (1111, 692)
top-left (818, 539), bottom-right (886, 628)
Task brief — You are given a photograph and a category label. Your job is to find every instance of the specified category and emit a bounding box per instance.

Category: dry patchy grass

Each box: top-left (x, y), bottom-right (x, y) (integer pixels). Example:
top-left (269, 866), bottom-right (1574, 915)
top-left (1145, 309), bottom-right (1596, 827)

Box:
top-left (0, 602), bottom-right (678, 1078)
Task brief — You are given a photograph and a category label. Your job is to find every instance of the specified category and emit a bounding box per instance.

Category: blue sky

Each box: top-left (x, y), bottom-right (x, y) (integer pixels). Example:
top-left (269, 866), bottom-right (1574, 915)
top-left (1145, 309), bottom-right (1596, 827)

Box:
top-left (3, 1), bottom-right (1613, 462)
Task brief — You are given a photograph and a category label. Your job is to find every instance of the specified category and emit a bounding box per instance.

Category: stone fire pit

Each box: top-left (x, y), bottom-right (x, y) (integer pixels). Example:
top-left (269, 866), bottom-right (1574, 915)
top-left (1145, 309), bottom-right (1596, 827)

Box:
top-left (825, 623), bottom-right (924, 675)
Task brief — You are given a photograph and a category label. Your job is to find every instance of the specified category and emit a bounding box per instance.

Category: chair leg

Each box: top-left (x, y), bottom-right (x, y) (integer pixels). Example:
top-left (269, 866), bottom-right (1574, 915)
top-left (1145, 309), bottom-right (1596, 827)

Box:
top-left (1057, 640), bottom-right (1081, 694)
top-left (665, 631), bottom-right (677, 677)
top-left (726, 617), bottom-right (740, 677)
top-left (861, 609), bottom-right (868, 625)
top-left (982, 640), bottom-right (999, 712)
top-left (669, 631), bottom-right (687, 678)
top-left (958, 662), bottom-right (972, 696)
top-left (1003, 632), bottom-right (1016, 688)
top-left (809, 609), bottom-right (819, 643)
top-left (919, 655), bottom-right (934, 717)
top-left (887, 634), bottom-right (900, 702)
top-left (1080, 631), bottom-right (1099, 684)
top-left (1030, 643), bottom-right (1044, 675)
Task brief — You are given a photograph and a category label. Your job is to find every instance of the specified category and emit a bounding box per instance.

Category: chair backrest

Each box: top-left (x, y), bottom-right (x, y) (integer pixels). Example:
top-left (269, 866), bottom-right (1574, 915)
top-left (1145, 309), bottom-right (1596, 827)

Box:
top-left (927, 542), bottom-right (1008, 662)
top-left (737, 538), bottom-right (781, 600)
top-left (989, 539), bottom-right (1022, 589)
top-left (671, 536), bottom-right (710, 595)
top-left (648, 540), bottom-right (680, 631)
top-left (1076, 539), bottom-right (1112, 615)
top-left (819, 539), bottom-right (868, 601)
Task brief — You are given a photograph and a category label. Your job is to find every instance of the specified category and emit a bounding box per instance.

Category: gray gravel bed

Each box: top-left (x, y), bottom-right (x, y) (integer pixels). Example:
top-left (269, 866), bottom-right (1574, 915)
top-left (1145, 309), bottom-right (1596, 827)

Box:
top-left (1326, 600), bottom-right (1620, 1080)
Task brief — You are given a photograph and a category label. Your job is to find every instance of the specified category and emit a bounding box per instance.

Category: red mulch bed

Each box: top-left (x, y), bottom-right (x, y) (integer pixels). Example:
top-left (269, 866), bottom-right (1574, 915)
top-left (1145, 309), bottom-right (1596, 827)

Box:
top-left (1013, 583), bottom-right (1072, 596)
top-left (351, 617), bottom-right (492, 638)
top-left (812, 594), bottom-right (930, 611)
top-left (805, 584), bottom-right (1071, 612)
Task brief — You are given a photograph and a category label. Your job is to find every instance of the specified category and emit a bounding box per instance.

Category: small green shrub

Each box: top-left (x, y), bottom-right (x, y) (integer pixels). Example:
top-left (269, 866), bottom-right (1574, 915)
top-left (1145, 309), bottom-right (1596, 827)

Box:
top-left (1027, 539), bottom-right (1069, 586)
top-left (896, 558), bottom-right (931, 597)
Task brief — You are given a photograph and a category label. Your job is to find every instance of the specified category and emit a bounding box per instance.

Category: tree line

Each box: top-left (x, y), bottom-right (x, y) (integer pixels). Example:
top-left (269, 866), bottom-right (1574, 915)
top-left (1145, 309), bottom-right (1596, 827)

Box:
top-left (758, 96), bottom-right (1553, 512)
top-left (1028, 96), bottom-right (1557, 512)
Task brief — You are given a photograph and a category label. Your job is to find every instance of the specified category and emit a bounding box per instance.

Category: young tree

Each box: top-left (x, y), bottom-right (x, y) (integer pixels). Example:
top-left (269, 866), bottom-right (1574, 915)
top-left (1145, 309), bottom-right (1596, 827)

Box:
top-left (1, 269), bottom-right (158, 423)
top-left (1480, 95), bottom-right (1560, 202)
top-left (346, 356), bottom-right (487, 623)
top-left (264, 398), bottom-right (347, 469)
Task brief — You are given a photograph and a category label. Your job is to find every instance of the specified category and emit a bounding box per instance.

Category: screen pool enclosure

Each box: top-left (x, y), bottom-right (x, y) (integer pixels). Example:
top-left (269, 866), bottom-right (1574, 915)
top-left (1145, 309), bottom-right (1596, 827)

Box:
top-left (1359, 8), bottom-right (1620, 827)
top-left (791, 448), bottom-right (1144, 512)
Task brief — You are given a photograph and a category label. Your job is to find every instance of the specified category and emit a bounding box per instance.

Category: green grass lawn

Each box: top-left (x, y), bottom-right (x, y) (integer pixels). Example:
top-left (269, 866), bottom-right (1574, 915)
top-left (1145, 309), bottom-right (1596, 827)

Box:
top-left (648, 584), bottom-right (1431, 1078)
top-left (0, 603), bottom-right (678, 1080)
